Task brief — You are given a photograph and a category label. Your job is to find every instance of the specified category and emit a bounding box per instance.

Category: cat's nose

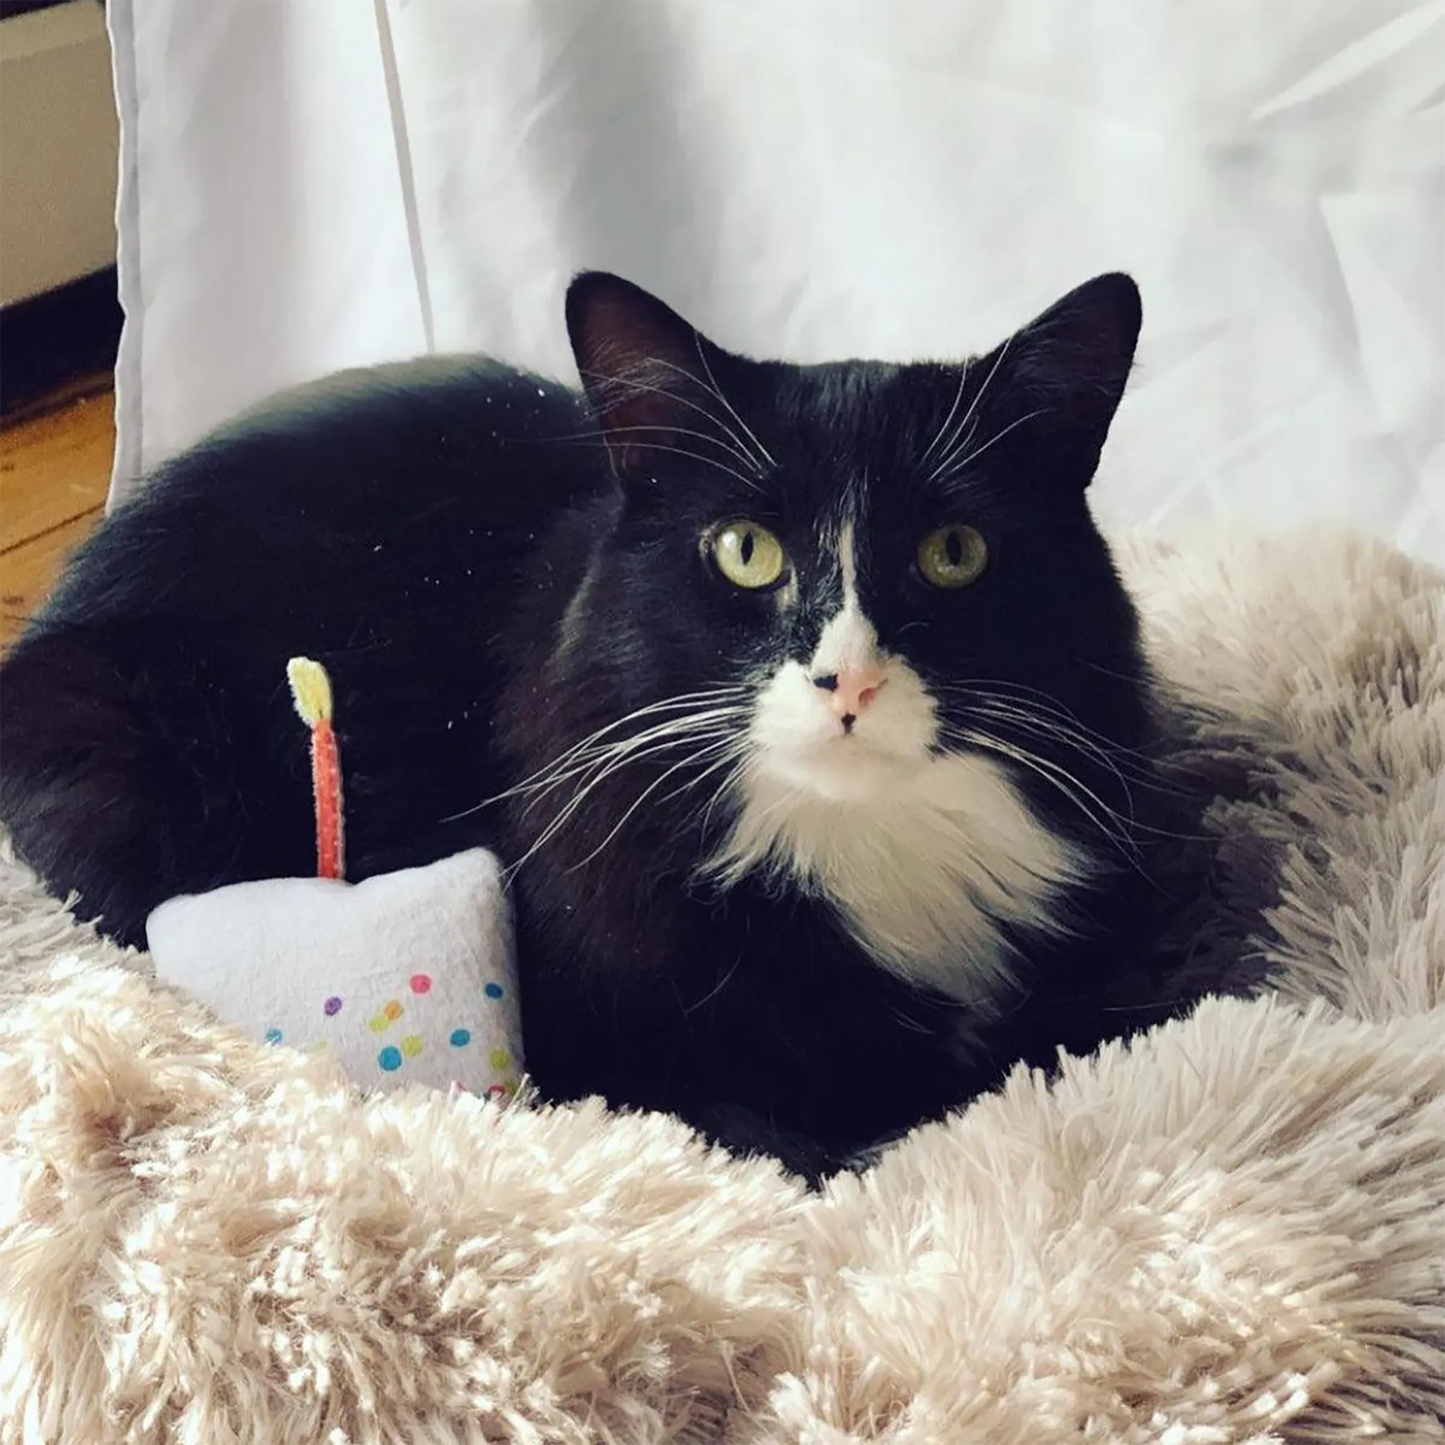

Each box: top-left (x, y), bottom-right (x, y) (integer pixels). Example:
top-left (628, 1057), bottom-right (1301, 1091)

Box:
top-left (814, 660), bottom-right (887, 724)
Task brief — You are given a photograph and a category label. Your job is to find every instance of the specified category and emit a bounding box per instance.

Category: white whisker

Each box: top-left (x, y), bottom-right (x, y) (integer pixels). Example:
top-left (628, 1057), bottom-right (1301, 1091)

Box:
top-left (565, 737), bottom-right (741, 874)
top-left (947, 725), bottom-right (1143, 867)
top-left (926, 336), bottom-right (1013, 482)
top-left (691, 336), bottom-right (778, 469)
top-left (557, 420), bottom-right (760, 474)
top-left (580, 365), bottom-right (767, 476)
top-left (441, 688), bottom-right (748, 821)
top-left (654, 743), bottom-right (750, 821)
top-left (515, 726), bottom-right (741, 824)
top-left (510, 710), bottom-right (748, 806)
top-left (683, 952), bottom-right (744, 1015)
top-left (961, 701), bottom-right (1140, 807)
top-left (593, 437), bottom-right (766, 492)
top-left (932, 406), bottom-right (1048, 484)
top-left (475, 687), bottom-right (753, 878)
top-left (919, 364), bottom-right (970, 466)
top-left (937, 680), bottom-right (1177, 778)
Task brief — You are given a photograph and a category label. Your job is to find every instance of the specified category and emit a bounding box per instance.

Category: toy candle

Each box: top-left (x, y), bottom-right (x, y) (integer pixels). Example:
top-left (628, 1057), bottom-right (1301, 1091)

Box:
top-left (286, 656), bottom-right (345, 880)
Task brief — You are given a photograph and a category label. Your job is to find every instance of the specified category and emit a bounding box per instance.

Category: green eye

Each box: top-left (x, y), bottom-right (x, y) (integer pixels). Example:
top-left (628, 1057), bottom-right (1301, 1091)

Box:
top-left (916, 524), bottom-right (988, 588)
top-left (708, 521), bottom-right (789, 591)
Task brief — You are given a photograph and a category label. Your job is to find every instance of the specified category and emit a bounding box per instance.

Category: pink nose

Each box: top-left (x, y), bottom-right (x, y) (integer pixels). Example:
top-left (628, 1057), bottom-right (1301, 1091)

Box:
top-left (812, 660), bottom-right (888, 721)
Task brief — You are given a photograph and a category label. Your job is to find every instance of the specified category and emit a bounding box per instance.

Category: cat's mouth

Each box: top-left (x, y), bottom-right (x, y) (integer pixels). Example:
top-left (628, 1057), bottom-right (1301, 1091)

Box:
top-left (747, 658), bottom-right (940, 803)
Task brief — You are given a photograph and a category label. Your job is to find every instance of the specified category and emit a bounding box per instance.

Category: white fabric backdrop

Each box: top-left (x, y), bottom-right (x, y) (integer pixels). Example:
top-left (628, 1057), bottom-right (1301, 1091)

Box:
top-left (109, 0), bottom-right (1445, 563)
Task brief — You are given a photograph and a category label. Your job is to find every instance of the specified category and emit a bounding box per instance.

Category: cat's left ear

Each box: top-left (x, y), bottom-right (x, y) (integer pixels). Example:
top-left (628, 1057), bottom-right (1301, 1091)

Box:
top-left (565, 272), bottom-right (737, 479)
top-left (987, 272), bottom-right (1142, 490)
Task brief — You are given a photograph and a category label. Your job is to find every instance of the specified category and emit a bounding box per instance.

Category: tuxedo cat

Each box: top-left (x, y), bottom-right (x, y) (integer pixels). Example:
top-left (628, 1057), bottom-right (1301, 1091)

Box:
top-left (0, 271), bottom-right (1193, 1178)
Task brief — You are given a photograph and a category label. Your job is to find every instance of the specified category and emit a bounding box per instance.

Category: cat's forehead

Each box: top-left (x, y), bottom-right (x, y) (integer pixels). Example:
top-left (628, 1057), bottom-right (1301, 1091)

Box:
top-left (729, 359), bottom-right (997, 522)
top-left (764, 360), bottom-right (933, 453)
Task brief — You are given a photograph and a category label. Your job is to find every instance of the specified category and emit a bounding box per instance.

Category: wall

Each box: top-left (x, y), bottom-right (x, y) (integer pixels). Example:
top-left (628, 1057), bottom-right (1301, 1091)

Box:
top-left (0, 0), bottom-right (117, 307)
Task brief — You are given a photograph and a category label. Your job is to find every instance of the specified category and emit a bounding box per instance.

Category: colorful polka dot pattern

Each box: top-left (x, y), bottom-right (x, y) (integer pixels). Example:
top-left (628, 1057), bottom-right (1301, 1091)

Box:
top-left (369, 999), bottom-right (404, 1033)
top-left (288, 975), bottom-right (514, 1082)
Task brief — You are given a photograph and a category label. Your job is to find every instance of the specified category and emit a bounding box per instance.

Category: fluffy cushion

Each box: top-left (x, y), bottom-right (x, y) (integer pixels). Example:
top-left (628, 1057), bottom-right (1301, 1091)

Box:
top-left (1, 529), bottom-right (1442, 1444)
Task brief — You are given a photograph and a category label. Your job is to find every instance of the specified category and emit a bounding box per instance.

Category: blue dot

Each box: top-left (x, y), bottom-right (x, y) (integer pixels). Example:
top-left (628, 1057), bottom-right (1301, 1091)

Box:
top-left (449, 1028), bottom-right (472, 1048)
top-left (377, 1045), bottom-right (403, 1072)
top-left (484, 983), bottom-right (504, 999)
top-left (264, 1027), bottom-right (283, 1045)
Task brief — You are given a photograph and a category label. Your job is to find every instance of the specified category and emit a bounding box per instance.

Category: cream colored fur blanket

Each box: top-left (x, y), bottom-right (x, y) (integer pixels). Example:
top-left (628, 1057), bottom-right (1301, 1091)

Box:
top-left (2, 531), bottom-right (1443, 1445)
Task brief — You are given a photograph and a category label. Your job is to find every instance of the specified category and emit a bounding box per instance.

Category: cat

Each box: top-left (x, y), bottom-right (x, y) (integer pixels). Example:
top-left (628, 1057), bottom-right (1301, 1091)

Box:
top-left (0, 270), bottom-right (1198, 1179)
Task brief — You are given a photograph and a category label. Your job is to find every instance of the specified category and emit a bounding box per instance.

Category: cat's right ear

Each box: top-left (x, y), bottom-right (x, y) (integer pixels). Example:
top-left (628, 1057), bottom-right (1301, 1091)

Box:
top-left (565, 272), bottom-right (724, 478)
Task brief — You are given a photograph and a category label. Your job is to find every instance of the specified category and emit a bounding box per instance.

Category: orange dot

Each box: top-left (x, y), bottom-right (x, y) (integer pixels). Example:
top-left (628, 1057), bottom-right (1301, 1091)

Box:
top-left (384, 1000), bottom-right (403, 1021)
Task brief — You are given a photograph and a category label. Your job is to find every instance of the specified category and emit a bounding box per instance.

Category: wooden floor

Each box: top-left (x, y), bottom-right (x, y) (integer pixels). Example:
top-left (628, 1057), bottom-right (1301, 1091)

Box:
top-left (0, 384), bottom-right (115, 652)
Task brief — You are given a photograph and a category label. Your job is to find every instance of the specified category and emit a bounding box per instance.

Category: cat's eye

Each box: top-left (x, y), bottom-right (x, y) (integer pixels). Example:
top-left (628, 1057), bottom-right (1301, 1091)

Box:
top-left (916, 524), bottom-right (988, 589)
top-left (707, 521), bottom-right (789, 591)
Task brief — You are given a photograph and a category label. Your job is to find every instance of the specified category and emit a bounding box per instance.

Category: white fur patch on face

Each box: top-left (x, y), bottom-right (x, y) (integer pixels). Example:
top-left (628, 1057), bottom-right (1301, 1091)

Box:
top-left (707, 543), bottom-right (1089, 1005)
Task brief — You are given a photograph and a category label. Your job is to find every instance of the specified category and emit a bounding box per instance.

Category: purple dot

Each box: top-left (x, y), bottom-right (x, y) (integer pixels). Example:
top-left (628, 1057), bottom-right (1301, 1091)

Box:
top-left (323, 996), bottom-right (343, 1016)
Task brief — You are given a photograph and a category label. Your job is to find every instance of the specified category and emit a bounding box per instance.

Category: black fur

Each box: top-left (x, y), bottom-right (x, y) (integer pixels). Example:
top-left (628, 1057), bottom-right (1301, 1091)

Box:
top-left (0, 273), bottom-right (1199, 1180)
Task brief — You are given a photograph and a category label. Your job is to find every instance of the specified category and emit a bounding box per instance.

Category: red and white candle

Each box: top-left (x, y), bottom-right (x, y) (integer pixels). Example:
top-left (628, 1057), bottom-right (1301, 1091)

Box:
top-left (286, 656), bottom-right (345, 881)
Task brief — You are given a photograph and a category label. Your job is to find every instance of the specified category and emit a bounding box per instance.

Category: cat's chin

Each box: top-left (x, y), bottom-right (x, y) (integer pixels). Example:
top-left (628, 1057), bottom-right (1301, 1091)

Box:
top-left (753, 737), bottom-right (925, 804)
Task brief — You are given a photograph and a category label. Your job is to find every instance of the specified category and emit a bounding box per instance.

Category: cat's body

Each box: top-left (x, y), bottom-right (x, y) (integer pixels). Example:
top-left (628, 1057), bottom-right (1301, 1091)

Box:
top-left (0, 274), bottom-right (1197, 1178)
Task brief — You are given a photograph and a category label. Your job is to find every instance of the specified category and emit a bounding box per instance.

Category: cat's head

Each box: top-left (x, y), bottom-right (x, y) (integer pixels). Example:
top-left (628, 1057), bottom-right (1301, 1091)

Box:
top-left (547, 271), bottom-right (1151, 989)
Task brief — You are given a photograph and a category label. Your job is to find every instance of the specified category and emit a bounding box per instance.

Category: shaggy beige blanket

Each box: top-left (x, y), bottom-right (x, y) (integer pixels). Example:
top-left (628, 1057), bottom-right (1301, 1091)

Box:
top-left (2, 531), bottom-right (1443, 1445)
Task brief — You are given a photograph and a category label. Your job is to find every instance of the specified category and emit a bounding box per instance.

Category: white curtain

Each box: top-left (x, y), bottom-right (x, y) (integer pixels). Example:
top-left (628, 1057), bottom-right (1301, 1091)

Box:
top-left (109, 0), bottom-right (1445, 563)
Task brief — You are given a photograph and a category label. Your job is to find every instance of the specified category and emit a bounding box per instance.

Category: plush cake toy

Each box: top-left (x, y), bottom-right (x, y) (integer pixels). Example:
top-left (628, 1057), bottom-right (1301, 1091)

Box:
top-left (146, 657), bottom-right (523, 1101)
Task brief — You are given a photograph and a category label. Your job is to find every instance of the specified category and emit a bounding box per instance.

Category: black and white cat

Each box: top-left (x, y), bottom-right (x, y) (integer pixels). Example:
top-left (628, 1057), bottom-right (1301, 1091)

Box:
top-left (0, 271), bottom-right (1196, 1178)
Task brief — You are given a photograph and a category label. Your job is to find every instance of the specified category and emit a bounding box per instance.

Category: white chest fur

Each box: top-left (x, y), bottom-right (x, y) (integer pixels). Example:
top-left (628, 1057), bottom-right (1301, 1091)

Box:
top-left (709, 749), bottom-right (1087, 1011)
